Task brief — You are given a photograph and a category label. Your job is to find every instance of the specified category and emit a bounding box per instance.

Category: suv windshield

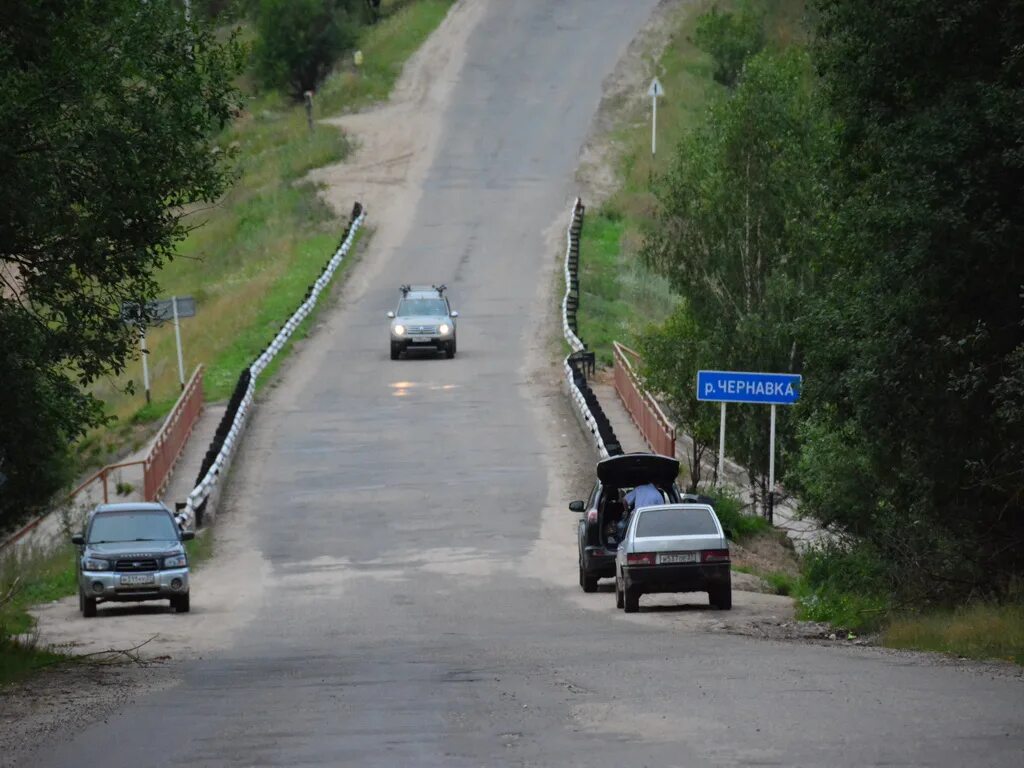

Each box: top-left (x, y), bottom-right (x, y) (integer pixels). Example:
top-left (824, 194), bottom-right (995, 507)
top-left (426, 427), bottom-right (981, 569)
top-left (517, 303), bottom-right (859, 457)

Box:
top-left (636, 507), bottom-right (717, 537)
top-left (88, 511), bottom-right (178, 543)
top-left (398, 298), bottom-right (447, 316)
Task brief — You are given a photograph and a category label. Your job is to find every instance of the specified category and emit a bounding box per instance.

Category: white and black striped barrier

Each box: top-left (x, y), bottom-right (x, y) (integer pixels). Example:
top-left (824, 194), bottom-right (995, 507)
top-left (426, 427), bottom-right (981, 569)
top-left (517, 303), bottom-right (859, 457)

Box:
top-left (176, 203), bottom-right (366, 529)
top-left (560, 198), bottom-right (622, 459)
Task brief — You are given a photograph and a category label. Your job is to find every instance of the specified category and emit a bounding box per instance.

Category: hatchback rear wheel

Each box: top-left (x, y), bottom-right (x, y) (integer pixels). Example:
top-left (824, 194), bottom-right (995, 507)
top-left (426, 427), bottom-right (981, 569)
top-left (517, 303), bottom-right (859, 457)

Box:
top-left (709, 585), bottom-right (732, 610)
top-left (623, 587), bottom-right (640, 613)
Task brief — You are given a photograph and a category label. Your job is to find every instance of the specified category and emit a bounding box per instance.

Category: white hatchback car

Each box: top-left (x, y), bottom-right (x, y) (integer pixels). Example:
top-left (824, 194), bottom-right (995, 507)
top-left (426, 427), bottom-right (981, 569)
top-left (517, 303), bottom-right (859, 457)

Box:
top-left (615, 503), bottom-right (732, 613)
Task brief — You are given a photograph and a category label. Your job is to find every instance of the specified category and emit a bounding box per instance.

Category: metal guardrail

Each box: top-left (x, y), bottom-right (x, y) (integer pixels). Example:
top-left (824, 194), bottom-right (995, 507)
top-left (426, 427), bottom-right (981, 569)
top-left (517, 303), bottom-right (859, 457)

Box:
top-left (177, 202), bottom-right (366, 529)
top-left (560, 198), bottom-right (622, 459)
top-left (612, 341), bottom-right (676, 457)
top-left (143, 365), bottom-right (204, 501)
top-left (0, 459), bottom-right (148, 554)
top-left (0, 367), bottom-right (205, 554)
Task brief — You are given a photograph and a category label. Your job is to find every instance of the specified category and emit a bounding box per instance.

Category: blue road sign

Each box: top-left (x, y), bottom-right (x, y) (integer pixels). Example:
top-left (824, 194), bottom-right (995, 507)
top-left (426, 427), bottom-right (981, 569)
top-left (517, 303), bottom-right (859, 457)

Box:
top-left (697, 370), bottom-right (802, 405)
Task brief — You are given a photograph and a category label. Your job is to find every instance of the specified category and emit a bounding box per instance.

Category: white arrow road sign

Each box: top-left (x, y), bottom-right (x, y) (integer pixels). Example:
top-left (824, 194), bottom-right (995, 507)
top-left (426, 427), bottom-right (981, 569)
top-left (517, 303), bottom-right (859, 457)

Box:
top-left (648, 77), bottom-right (664, 155)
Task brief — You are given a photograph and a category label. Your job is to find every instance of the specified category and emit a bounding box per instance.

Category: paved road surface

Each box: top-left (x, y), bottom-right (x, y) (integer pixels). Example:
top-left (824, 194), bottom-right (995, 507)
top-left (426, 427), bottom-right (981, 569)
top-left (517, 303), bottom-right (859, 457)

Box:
top-left (28, 2), bottom-right (1023, 765)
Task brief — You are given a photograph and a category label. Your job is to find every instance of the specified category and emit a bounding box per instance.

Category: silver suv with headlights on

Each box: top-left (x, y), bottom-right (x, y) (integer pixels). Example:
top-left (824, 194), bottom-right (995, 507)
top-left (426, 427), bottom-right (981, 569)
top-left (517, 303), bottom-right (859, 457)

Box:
top-left (71, 502), bottom-right (194, 617)
top-left (387, 284), bottom-right (458, 359)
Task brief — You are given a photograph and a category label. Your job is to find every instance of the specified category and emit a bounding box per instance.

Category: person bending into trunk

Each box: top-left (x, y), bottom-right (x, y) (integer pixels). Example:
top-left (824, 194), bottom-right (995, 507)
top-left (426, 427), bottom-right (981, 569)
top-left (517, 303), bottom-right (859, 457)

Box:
top-left (615, 483), bottom-right (664, 541)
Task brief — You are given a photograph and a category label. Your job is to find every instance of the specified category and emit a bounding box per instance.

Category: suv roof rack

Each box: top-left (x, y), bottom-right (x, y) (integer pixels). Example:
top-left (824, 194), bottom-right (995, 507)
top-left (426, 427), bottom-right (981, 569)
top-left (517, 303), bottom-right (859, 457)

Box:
top-left (400, 283), bottom-right (446, 296)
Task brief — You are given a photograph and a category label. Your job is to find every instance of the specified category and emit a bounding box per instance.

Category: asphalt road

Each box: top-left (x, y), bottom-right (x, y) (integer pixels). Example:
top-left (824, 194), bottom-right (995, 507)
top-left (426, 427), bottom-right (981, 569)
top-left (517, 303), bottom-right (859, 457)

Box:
top-left (28, 1), bottom-right (1024, 766)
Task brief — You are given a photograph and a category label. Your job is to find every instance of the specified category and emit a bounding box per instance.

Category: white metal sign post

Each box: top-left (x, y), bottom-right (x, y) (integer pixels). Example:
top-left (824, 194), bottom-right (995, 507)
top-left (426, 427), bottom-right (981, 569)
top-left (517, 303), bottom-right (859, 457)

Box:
top-left (172, 296), bottom-right (186, 390)
top-left (717, 402), bottom-right (727, 482)
top-left (648, 77), bottom-right (664, 156)
top-left (697, 370), bottom-right (802, 524)
top-left (122, 296), bottom-right (197, 399)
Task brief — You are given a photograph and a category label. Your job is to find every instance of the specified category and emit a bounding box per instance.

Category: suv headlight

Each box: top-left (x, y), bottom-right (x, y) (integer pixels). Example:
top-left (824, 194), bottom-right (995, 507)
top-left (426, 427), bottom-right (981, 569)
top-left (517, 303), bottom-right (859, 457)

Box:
top-left (393, 324), bottom-right (405, 336)
top-left (164, 554), bottom-right (188, 569)
top-left (439, 323), bottom-right (451, 336)
top-left (82, 557), bottom-right (110, 571)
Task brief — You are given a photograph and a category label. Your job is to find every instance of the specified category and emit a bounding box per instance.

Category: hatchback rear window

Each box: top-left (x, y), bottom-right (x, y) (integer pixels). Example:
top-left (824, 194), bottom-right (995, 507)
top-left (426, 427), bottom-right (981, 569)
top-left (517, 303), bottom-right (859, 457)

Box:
top-left (635, 507), bottom-right (718, 537)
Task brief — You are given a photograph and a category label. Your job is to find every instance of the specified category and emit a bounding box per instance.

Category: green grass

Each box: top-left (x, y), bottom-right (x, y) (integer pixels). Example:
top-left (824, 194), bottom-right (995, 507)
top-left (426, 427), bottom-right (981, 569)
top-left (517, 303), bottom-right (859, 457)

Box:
top-left (577, 210), bottom-right (632, 365)
top-left (884, 605), bottom-right (1024, 665)
top-left (185, 525), bottom-right (216, 567)
top-left (764, 570), bottom-right (799, 597)
top-left (320, 0), bottom-right (456, 114)
top-left (0, 544), bottom-right (77, 685)
top-left (0, 638), bottom-right (65, 686)
top-left (732, 564), bottom-right (800, 596)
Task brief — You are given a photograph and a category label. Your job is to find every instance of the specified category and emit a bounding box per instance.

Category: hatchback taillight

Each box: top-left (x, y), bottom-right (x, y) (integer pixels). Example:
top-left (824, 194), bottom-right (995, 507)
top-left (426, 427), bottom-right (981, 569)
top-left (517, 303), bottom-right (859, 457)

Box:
top-left (701, 549), bottom-right (730, 563)
top-left (626, 552), bottom-right (656, 566)
top-left (586, 509), bottom-right (598, 524)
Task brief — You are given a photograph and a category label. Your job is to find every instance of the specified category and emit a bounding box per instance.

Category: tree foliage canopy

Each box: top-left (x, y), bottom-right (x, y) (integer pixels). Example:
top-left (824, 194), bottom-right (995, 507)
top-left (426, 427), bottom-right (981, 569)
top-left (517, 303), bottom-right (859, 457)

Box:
top-left (0, 0), bottom-right (244, 528)
top-left (254, 0), bottom-right (365, 97)
top-left (693, 1), bottom-right (766, 88)
top-left (794, 0), bottom-right (1024, 596)
top-left (643, 0), bottom-right (1024, 601)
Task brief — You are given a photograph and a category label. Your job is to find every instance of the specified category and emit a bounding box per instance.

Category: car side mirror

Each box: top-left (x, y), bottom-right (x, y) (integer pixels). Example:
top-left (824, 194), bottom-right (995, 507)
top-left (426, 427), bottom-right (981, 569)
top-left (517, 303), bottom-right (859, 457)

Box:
top-left (723, 527), bottom-right (735, 541)
top-left (180, 531), bottom-right (195, 542)
top-left (569, 500), bottom-right (585, 513)
top-left (386, 311), bottom-right (395, 319)
top-left (71, 534), bottom-right (84, 546)
top-left (450, 311), bottom-right (459, 318)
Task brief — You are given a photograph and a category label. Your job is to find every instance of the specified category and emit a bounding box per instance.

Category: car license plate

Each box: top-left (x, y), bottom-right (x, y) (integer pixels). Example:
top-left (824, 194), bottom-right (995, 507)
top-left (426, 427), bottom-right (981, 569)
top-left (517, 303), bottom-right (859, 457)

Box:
top-left (120, 574), bottom-right (155, 586)
top-left (657, 552), bottom-right (698, 565)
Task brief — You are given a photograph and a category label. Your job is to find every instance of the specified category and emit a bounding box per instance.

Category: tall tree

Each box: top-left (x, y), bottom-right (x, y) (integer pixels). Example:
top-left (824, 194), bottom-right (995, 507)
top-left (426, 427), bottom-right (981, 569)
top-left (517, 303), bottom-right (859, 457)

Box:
top-left (254, 0), bottom-right (364, 97)
top-left (643, 49), bottom-right (835, 509)
top-left (636, 306), bottom-right (719, 492)
top-left (798, 0), bottom-right (1024, 596)
top-left (0, 0), bottom-right (244, 528)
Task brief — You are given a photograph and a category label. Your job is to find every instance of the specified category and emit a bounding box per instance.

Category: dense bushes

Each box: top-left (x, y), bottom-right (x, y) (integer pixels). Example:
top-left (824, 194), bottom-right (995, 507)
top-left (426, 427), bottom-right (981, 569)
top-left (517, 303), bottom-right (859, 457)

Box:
top-left (693, 1), bottom-right (765, 87)
top-left (708, 488), bottom-right (769, 541)
top-left (254, 0), bottom-right (368, 97)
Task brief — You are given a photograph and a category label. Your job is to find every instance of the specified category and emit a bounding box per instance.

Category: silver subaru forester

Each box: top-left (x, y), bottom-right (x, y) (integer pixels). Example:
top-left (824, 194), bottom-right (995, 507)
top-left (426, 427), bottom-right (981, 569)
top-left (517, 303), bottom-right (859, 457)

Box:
top-left (387, 284), bottom-right (458, 360)
top-left (71, 502), bottom-right (193, 617)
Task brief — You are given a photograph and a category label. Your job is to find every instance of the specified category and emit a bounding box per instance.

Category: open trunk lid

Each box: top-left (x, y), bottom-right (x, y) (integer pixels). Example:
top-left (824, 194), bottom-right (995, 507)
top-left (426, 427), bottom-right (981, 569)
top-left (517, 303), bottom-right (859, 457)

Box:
top-left (596, 452), bottom-right (679, 489)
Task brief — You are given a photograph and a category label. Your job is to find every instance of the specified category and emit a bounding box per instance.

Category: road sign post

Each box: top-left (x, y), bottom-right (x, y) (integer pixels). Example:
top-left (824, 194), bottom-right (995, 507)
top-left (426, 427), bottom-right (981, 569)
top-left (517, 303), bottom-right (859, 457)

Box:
top-left (647, 77), bottom-right (664, 156)
top-left (122, 296), bottom-right (196, 400)
top-left (769, 403), bottom-right (777, 524)
top-left (697, 370), bottom-right (802, 520)
top-left (717, 402), bottom-right (727, 483)
top-left (172, 296), bottom-right (186, 390)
